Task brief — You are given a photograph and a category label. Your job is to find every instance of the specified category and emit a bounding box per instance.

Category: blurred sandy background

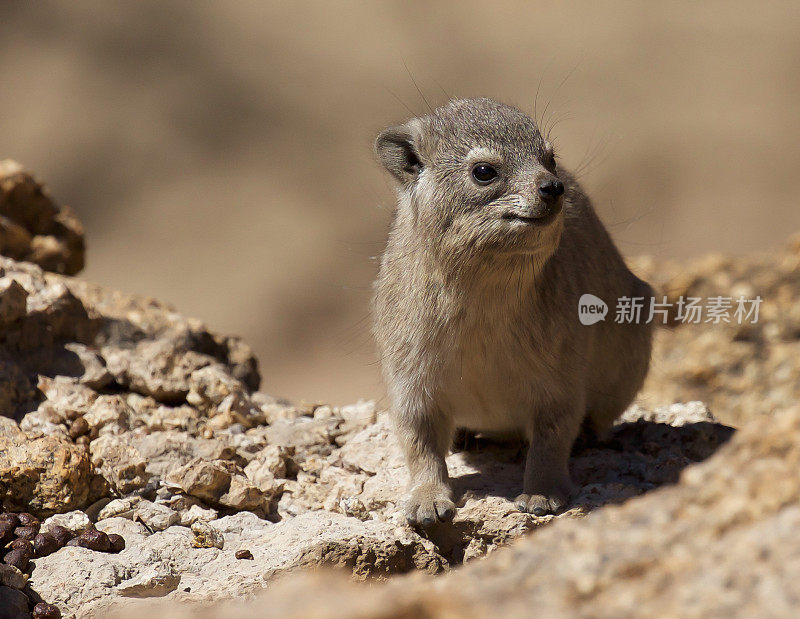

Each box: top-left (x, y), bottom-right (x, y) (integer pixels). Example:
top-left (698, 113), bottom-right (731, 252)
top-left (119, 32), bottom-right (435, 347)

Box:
top-left (0, 2), bottom-right (798, 405)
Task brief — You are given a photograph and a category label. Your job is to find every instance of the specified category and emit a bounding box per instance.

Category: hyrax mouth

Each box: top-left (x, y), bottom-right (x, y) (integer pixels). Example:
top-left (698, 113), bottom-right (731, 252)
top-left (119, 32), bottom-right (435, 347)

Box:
top-left (503, 214), bottom-right (540, 224)
top-left (502, 207), bottom-right (561, 226)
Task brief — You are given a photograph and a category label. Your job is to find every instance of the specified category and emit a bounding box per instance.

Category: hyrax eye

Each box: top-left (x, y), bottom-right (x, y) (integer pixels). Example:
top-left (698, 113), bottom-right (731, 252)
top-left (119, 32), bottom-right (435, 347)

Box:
top-left (471, 163), bottom-right (498, 185)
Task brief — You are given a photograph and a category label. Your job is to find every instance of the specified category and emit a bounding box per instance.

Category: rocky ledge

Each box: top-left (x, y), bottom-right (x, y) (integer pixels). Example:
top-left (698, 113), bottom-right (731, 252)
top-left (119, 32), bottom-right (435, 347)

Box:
top-left (0, 162), bottom-right (794, 618)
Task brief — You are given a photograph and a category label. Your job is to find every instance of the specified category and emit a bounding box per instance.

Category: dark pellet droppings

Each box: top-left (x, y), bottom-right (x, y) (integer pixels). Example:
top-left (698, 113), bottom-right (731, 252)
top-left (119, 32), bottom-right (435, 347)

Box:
top-left (235, 549), bottom-right (254, 560)
top-left (0, 521), bottom-right (14, 544)
top-left (0, 513), bottom-right (21, 528)
top-left (3, 548), bottom-right (30, 572)
top-left (107, 534), bottom-right (125, 553)
top-left (66, 538), bottom-right (81, 547)
top-left (68, 417), bottom-right (90, 439)
top-left (9, 539), bottom-right (32, 553)
top-left (33, 602), bottom-right (62, 619)
top-left (48, 525), bottom-right (73, 548)
top-left (17, 513), bottom-right (40, 529)
top-left (33, 533), bottom-right (59, 558)
top-left (76, 529), bottom-right (110, 552)
top-left (14, 526), bottom-right (38, 541)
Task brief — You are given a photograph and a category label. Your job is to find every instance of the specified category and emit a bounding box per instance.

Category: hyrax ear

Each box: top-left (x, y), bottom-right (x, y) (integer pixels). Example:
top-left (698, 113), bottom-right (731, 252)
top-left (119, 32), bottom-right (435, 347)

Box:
top-left (375, 123), bottom-right (424, 186)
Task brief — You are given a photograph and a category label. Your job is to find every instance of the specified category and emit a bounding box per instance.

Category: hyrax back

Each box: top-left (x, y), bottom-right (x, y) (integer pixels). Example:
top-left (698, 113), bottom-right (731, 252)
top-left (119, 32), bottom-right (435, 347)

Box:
top-left (372, 98), bottom-right (653, 526)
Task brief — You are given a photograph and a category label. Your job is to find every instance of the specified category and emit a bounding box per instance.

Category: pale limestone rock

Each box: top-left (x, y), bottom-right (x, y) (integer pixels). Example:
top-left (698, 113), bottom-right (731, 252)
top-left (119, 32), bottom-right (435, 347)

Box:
top-left (83, 395), bottom-right (132, 436)
top-left (0, 416), bottom-right (22, 440)
top-left (42, 511), bottom-right (91, 535)
top-left (62, 342), bottom-right (113, 389)
top-left (243, 445), bottom-right (293, 493)
top-left (179, 504), bottom-right (218, 527)
top-left (140, 404), bottom-right (201, 433)
top-left (19, 401), bottom-right (69, 438)
top-left (133, 501), bottom-right (179, 532)
top-left (128, 432), bottom-right (236, 478)
top-left (36, 376), bottom-right (98, 418)
top-left (165, 458), bottom-right (269, 513)
top-left (102, 340), bottom-right (205, 404)
top-left (90, 435), bottom-right (149, 495)
top-left (97, 497), bottom-right (140, 521)
top-left (218, 474), bottom-right (267, 512)
top-left (117, 565), bottom-right (182, 598)
top-left (619, 400), bottom-right (717, 426)
top-left (164, 458), bottom-right (232, 504)
top-left (186, 365), bottom-right (247, 412)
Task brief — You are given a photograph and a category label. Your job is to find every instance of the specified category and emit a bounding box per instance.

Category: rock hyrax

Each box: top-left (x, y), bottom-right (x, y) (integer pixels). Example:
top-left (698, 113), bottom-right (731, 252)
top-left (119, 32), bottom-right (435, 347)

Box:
top-left (373, 98), bottom-right (653, 526)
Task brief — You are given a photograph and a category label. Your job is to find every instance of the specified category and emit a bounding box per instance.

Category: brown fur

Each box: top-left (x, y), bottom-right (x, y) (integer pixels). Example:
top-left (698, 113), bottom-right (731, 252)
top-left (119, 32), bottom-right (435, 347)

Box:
top-left (372, 98), bottom-right (653, 525)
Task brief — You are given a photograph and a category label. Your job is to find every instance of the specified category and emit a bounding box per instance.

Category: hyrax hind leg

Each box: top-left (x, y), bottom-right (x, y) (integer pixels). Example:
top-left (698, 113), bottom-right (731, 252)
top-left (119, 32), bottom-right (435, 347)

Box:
top-left (392, 405), bottom-right (456, 527)
top-left (515, 403), bottom-right (583, 516)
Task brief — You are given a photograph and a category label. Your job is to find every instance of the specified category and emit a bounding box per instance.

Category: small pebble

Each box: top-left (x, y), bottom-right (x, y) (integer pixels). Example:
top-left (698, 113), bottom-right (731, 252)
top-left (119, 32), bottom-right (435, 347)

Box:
top-left (235, 549), bottom-right (254, 560)
top-left (14, 526), bottom-right (38, 541)
top-left (3, 548), bottom-right (30, 572)
top-left (33, 533), bottom-right (59, 558)
top-left (191, 521), bottom-right (224, 550)
top-left (66, 538), bottom-right (81, 547)
top-left (107, 534), bottom-right (125, 554)
top-left (76, 528), bottom-right (110, 552)
top-left (48, 525), bottom-right (73, 548)
top-left (68, 417), bottom-right (90, 439)
top-left (32, 602), bottom-right (62, 619)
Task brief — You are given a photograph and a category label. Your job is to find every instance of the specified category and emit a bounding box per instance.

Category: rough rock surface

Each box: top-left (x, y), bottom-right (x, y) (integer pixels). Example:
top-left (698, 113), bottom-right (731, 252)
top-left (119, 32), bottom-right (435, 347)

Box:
top-left (0, 160), bottom-right (85, 275)
top-left (23, 400), bottom-right (731, 617)
top-left (0, 419), bottom-right (100, 515)
top-left (0, 252), bottom-right (262, 510)
top-left (108, 404), bottom-right (800, 619)
top-left (636, 236), bottom-right (800, 426)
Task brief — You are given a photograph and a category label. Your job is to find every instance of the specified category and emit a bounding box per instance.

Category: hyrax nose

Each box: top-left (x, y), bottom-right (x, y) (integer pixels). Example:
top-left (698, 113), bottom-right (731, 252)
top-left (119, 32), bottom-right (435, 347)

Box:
top-left (537, 179), bottom-right (565, 201)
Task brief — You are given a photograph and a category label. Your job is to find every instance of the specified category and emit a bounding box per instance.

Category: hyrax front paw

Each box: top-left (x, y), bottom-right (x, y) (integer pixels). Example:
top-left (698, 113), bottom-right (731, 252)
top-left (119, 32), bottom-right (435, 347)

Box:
top-left (404, 482), bottom-right (455, 527)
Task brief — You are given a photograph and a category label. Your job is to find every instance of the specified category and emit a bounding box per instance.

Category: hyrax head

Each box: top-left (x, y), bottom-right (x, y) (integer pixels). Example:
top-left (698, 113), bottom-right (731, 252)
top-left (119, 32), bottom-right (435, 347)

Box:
top-left (376, 98), bottom-right (565, 262)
